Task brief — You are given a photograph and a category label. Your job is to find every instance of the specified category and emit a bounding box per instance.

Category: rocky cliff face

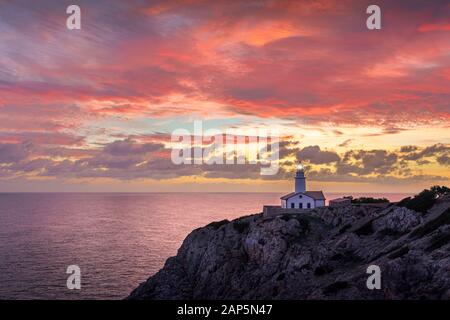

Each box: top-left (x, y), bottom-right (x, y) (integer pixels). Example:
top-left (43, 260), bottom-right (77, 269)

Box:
top-left (128, 198), bottom-right (450, 300)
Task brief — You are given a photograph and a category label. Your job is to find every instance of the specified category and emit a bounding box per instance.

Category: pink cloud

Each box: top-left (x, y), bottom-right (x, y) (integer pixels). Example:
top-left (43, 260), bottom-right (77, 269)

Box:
top-left (0, 0), bottom-right (448, 148)
top-left (418, 23), bottom-right (450, 32)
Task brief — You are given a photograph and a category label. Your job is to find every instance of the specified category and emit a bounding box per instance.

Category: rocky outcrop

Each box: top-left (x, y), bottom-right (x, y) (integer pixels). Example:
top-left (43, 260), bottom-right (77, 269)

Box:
top-left (128, 199), bottom-right (450, 300)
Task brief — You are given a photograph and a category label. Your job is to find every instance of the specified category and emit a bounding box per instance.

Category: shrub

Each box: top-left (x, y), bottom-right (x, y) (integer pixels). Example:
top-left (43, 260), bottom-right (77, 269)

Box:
top-left (398, 185), bottom-right (449, 213)
top-left (351, 197), bottom-right (389, 204)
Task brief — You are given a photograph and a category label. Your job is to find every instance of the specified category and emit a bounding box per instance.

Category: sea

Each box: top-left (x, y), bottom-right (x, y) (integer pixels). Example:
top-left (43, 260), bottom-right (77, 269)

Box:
top-left (0, 192), bottom-right (411, 299)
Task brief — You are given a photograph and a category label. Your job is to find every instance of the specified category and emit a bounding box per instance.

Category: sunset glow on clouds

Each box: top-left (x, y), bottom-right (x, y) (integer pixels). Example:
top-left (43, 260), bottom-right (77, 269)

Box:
top-left (0, 0), bottom-right (449, 192)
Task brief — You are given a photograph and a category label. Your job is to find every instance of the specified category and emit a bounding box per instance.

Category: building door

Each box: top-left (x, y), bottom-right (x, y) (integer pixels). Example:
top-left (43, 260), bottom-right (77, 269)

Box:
top-left (307, 203), bottom-right (311, 209)
top-left (299, 203), bottom-right (303, 209)
top-left (291, 203), bottom-right (294, 208)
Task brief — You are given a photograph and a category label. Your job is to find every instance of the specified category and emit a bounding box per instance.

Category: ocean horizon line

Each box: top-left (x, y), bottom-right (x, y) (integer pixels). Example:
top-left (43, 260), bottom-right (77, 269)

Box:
top-left (0, 191), bottom-right (415, 195)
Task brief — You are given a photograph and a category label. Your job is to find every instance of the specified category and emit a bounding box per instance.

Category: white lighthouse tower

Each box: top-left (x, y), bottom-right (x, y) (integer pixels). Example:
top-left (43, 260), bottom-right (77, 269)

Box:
top-left (295, 164), bottom-right (306, 193)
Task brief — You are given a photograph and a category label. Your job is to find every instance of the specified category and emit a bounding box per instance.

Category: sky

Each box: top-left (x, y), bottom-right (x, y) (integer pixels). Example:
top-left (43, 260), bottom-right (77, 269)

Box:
top-left (0, 0), bottom-right (449, 193)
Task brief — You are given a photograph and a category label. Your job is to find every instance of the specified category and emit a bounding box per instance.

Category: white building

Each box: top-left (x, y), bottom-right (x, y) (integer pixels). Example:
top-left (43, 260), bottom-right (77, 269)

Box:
top-left (280, 164), bottom-right (326, 209)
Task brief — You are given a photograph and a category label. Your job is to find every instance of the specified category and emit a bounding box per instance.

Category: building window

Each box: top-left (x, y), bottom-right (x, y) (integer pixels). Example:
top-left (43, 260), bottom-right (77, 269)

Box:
top-left (299, 203), bottom-right (303, 209)
top-left (291, 203), bottom-right (294, 208)
top-left (307, 203), bottom-right (311, 209)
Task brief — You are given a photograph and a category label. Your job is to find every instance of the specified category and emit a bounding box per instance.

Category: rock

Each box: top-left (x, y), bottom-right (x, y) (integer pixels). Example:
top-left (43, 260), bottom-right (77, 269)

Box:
top-left (128, 199), bottom-right (450, 300)
top-left (373, 206), bottom-right (422, 235)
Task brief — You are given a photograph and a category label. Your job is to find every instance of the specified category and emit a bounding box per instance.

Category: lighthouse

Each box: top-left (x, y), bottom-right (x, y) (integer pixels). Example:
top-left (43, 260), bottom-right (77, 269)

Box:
top-left (280, 163), bottom-right (326, 209)
top-left (295, 164), bottom-right (306, 193)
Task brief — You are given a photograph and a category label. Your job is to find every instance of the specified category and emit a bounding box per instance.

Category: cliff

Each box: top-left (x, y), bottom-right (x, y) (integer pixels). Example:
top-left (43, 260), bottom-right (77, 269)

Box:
top-left (128, 195), bottom-right (450, 300)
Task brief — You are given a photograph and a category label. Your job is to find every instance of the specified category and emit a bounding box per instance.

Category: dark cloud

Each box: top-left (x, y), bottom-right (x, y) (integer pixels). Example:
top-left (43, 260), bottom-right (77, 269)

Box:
top-left (337, 149), bottom-right (398, 175)
top-left (296, 145), bottom-right (340, 164)
top-left (402, 143), bottom-right (449, 161)
top-left (339, 139), bottom-right (353, 147)
top-left (437, 155), bottom-right (450, 166)
top-left (400, 145), bottom-right (419, 153)
top-left (276, 139), bottom-right (299, 159)
top-left (103, 139), bottom-right (165, 156)
top-left (0, 142), bottom-right (32, 163)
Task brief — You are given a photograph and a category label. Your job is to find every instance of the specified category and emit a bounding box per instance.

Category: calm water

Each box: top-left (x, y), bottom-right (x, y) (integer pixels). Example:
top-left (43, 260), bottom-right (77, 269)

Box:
top-left (0, 192), bottom-right (411, 300)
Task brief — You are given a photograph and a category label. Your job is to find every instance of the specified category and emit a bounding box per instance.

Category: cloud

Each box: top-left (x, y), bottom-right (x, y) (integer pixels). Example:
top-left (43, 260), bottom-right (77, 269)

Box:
top-left (400, 145), bottom-right (419, 153)
top-left (1, 137), bottom-right (447, 187)
top-left (0, 0), bottom-right (449, 131)
top-left (0, 1), bottom-right (448, 190)
top-left (339, 139), bottom-right (353, 147)
top-left (307, 167), bottom-right (448, 185)
top-left (437, 155), bottom-right (450, 166)
top-left (337, 149), bottom-right (398, 175)
top-left (0, 142), bottom-right (32, 163)
top-left (296, 145), bottom-right (340, 164)
top-left (418, 23), bottom-right (450, 32)
top-left (401, 143), bottom-right (450, 161)
top-left (103, 139), bottom-right (165, 156)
